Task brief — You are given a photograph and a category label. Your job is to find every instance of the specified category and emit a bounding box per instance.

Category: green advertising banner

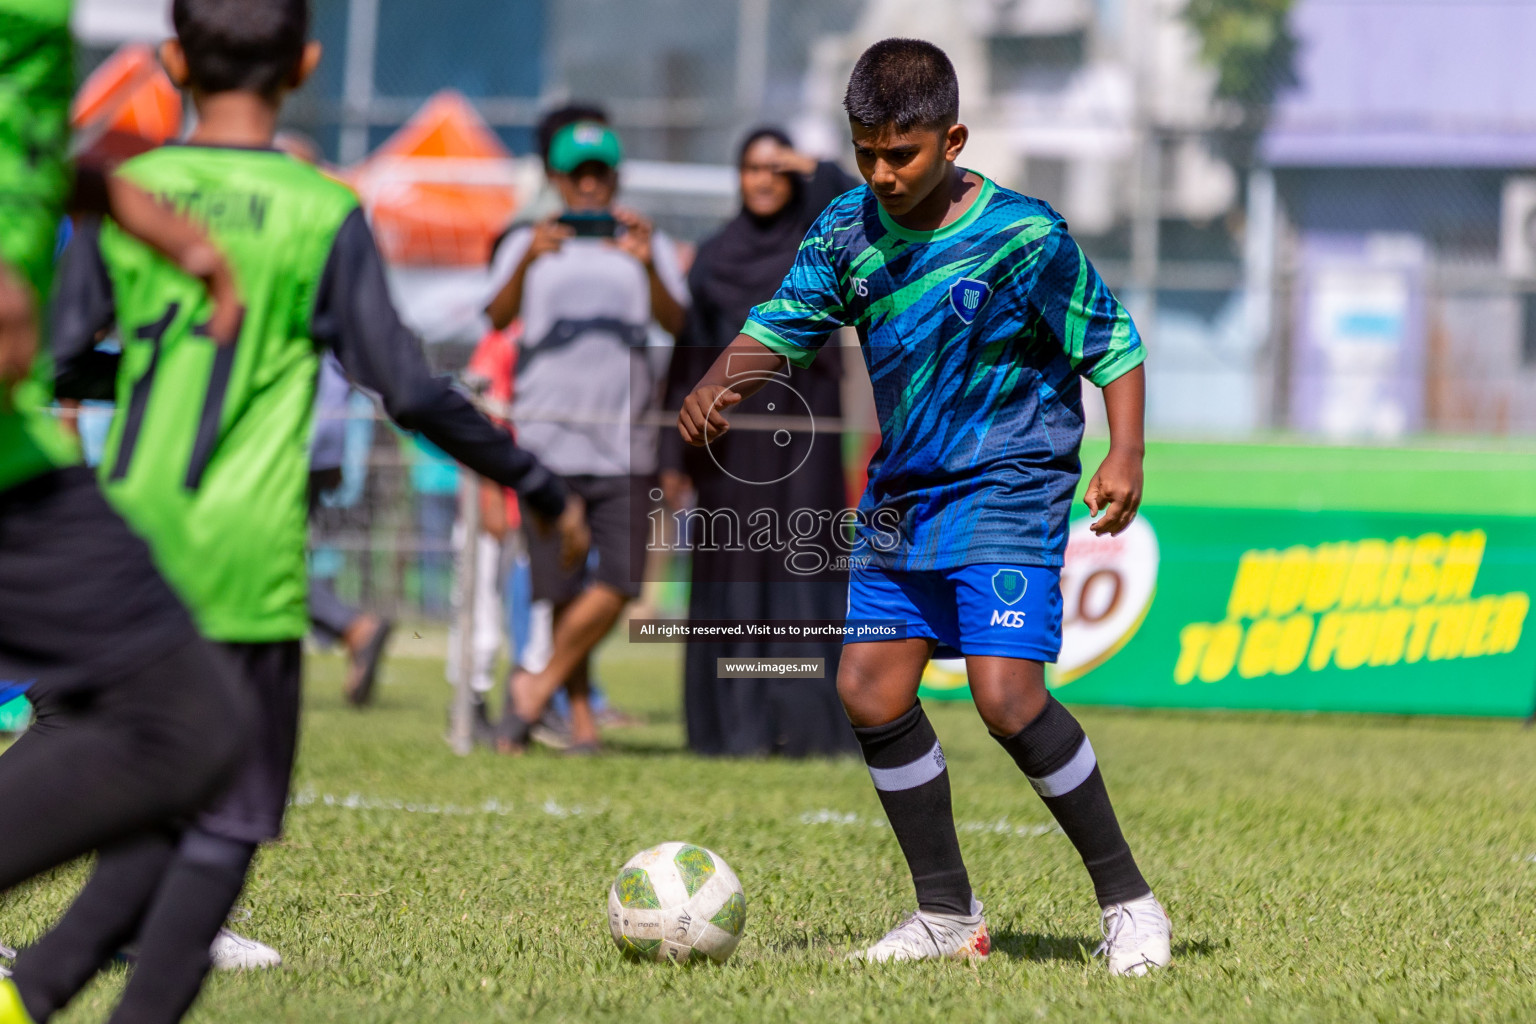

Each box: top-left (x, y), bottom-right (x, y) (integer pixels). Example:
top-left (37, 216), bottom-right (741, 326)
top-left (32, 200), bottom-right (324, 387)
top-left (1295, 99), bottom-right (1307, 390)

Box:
top-left (919, 507), bottom-right (1536, 717)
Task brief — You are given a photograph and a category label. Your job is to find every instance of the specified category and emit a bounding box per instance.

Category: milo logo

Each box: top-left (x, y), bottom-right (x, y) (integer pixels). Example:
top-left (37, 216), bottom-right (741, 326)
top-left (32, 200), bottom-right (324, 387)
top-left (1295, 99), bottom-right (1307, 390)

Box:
top-left (1053, 516), bottom-right (1160, 685)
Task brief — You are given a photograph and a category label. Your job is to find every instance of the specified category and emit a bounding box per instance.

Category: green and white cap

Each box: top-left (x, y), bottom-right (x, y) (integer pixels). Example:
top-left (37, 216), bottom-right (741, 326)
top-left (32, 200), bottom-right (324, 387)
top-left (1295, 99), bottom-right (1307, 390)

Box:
top-left (548, 121), bottom-right (622, 173)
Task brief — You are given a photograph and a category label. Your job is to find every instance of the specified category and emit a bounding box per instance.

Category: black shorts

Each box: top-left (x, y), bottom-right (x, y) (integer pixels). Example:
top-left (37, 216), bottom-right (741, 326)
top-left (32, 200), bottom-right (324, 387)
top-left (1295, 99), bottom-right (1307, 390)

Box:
top-left (0, 467), bottom-right (198, 699)
top-left (523, 474), bottom-right (649, 604)
top-left (195, 640), bottom-right (302, 845)
top-left (0, 637), bottom-right (252, 892)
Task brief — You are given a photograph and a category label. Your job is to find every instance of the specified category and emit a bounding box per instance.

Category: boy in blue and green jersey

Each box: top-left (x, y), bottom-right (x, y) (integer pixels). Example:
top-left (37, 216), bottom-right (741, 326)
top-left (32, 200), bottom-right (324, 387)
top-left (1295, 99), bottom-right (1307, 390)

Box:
top-left (10, 2), bottom-right (581, 1022)
top-left (679, 39), bottom-right (1170, 973)
top-left (0, 2), bottom-right (261, 1023)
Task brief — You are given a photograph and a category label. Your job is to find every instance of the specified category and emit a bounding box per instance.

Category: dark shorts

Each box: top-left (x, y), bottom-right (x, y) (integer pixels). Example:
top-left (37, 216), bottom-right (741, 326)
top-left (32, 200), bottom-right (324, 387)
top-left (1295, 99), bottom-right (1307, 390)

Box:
top-left (196, 640), bottom-right (303, 845)
top-left (0, 637), bottom-right (251, 893)
top-left (523, 474), bottom-right (649, 605)
top-left (0, 467), bottom-right (198, 699)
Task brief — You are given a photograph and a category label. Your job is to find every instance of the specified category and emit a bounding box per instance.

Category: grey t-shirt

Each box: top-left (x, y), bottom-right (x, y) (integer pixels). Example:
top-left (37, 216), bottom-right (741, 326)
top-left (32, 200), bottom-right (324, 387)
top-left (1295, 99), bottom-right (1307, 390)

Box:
top-left (487, 226), bottom-right (687, 476)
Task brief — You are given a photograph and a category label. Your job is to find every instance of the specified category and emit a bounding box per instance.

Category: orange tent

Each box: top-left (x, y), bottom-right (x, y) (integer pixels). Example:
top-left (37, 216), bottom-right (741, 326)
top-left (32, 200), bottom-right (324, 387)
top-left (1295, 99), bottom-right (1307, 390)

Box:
top-left (72, 44), bottom-right (182, 168)
top-left (351, 91), bottom-right (523, 266)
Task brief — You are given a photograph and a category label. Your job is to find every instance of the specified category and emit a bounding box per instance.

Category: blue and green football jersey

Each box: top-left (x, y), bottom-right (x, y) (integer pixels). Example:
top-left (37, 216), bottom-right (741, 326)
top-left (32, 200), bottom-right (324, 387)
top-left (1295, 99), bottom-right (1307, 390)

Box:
top-left (743, 174), bottom-right (1144, 571)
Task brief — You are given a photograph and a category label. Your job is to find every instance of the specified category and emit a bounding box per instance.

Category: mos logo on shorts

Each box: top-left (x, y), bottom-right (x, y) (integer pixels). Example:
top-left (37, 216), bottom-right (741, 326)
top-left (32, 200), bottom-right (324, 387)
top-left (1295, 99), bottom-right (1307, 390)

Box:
top-left (949, 278), bottom-right (990, 324)
top-left (992, 568), bottom-right (1027, 606)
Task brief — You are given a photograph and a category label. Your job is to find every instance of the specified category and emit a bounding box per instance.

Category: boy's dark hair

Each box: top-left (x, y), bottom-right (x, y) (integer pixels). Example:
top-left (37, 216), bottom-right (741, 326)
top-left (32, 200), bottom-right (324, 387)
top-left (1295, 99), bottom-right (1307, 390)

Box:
top-left (171, 0), bottom-right (309, 98)
top-left (843, 38), bottom-right (959, 132)
top-left (536, 102), bottom-right (609, 167)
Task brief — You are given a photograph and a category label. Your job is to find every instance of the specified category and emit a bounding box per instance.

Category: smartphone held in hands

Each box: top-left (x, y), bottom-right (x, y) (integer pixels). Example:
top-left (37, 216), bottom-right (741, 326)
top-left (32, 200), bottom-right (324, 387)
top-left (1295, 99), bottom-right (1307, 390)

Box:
top-left (557, 212), bottom-right (619, 238)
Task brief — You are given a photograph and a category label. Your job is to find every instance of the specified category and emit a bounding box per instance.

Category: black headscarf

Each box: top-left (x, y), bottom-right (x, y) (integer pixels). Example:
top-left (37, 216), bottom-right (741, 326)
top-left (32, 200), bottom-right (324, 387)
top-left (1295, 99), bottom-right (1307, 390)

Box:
top-left (684, 127), bottom-right (856, 351)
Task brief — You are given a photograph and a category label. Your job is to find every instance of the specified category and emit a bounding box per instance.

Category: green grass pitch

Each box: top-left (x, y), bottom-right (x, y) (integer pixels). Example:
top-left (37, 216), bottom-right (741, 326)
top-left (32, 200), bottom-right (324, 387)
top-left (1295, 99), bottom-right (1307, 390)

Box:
top-left (8, 636), bottom-right (1536, 1023)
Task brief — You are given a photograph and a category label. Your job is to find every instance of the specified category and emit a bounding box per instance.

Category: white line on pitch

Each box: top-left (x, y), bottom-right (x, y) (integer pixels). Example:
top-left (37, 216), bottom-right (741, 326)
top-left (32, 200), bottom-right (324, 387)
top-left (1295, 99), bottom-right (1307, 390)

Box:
top-left (288, 790), bottom-right (1060, 839)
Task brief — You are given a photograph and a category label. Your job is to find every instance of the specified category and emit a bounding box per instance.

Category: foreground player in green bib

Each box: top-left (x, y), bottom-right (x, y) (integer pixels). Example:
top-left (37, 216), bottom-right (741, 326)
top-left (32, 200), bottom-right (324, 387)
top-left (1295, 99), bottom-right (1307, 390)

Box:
top-left (9, 2), bottom-right (582, 1021)
top-left (0, 2), bottom-right (266, 1023)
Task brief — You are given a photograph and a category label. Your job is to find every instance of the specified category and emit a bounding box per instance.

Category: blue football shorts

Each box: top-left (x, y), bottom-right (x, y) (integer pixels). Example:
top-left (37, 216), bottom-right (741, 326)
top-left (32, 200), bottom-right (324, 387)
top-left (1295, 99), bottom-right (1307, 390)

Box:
top-left (845, 562), bottom-right (1063, 661)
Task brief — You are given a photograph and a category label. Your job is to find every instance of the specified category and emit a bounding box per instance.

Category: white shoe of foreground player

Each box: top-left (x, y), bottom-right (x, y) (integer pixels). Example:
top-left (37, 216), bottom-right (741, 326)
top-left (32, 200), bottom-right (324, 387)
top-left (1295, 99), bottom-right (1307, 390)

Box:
top-left (210, 928), bottom-right (282, 971)
top-left (849, 897), bottom-right (991, 962)
top-left (1096, 893), bottom-right (1171, 976)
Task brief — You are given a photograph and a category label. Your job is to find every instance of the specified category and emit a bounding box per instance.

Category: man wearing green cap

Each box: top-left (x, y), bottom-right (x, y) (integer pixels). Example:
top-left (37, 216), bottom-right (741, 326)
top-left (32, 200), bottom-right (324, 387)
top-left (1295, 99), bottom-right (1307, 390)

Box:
top-left (485, 118), bottom-right (689, 753)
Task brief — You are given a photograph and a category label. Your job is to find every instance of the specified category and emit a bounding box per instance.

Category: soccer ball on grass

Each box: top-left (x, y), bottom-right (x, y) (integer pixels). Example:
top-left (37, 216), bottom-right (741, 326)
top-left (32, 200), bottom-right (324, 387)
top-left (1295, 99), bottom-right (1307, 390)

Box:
top-left (607, 842), bottom-right (746, 964)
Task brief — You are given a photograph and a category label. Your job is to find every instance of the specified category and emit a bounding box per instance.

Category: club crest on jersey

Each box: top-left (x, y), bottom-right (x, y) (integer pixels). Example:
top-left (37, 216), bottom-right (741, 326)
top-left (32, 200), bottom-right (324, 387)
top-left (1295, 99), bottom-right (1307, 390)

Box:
top-left (949, 278), bottom-right (990, 324)
top-left (992, 568), bottom-right (1027, 606)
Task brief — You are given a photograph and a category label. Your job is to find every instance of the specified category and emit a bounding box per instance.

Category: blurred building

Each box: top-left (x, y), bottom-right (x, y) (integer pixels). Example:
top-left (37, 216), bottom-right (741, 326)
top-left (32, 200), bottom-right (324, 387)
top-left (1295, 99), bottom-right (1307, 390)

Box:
top-left (68, 0), bottom-right (1536, 439)
top-left (80, 0), bottom-right (1229, 233)
top-left (1263, 0), bottom-right (1536, 438)
top-left (797, 0), bottom-right (1236, 237)
top-left (273, 0), bottom-right (863, 167)
top-left (67, 0), bottom-right (1254, 426)
top-left (796, 0), bottom-right (1252, 435)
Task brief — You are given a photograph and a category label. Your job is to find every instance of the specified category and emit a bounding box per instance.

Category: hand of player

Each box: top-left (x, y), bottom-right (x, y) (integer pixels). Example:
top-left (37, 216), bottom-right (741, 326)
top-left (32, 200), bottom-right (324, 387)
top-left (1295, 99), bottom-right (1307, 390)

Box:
top-left (612, 208), bottom-right (654, 266)
top-left (1084, 445), bottom-right (1143, 536)
top-left (183, 242), bottom-right (243, 345)
top-left (677, 385), bottom-right (743, 447)
top-left (105, 176), bottom-right (244, 345)
top-left (525, 217), bottom-right (572, 262)
top-left (554, 493), bottom-right (591, 570)
top-left (0, 260), bottom-right (37, 399)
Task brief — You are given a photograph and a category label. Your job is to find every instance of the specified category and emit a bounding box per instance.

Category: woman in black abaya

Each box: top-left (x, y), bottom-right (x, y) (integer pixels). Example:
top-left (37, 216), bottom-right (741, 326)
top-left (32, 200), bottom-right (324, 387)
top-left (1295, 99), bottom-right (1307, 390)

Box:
top-left (662, 129), bottom-right (860, 757)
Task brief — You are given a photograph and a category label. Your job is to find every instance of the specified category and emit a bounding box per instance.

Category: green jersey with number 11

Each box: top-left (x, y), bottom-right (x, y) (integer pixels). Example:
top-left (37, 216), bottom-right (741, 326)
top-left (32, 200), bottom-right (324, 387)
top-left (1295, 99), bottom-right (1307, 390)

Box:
top-left (56, 143), bottom-right (564, 643)
top-left (92, 147), bottom-right (356, 640)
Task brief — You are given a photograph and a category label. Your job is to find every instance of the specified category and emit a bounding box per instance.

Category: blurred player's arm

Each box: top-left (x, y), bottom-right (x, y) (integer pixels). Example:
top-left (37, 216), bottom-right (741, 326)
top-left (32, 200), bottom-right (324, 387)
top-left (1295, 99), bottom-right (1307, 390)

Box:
top-left (11, 171), bottom-right (239, 395)
top-left (1029, 225), bottom-right (1147, 536)
top-left (313, 209), bottom-right (587, 562)
top-left (74, 168), bottom-right (241, 343)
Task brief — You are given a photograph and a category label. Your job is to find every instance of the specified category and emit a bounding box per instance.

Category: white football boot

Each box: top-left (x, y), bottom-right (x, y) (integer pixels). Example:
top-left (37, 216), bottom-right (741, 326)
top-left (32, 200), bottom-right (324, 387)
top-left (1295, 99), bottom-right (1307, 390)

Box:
top-left (1096, 893), bottom-right (1171, 976)
top-left (850, 897), bottom-right (990, 962)
top-left (210, 928), bottom-right (282, 971)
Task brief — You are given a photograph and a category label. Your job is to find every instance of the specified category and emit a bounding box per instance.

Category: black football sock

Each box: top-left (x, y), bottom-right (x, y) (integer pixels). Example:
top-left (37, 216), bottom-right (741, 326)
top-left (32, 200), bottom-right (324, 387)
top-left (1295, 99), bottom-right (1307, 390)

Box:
top-left (105, 830), bottom-right (256, 1024)
top-left (853, 702), bottom-right (972, 916)
top-left (993, 696), bottom-right (1150, 907)
top-left (12, 830), bottom-right (179, 1023)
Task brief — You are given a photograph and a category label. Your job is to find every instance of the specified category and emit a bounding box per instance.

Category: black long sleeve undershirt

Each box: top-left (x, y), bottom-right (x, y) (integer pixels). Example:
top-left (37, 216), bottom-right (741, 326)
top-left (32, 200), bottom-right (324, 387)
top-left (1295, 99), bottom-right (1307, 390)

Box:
top-left (311, 210), bottom-right (563, 518)
top-left (52, 219), bottom-right (121, 402)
